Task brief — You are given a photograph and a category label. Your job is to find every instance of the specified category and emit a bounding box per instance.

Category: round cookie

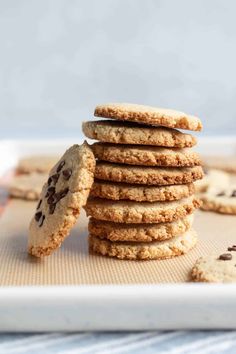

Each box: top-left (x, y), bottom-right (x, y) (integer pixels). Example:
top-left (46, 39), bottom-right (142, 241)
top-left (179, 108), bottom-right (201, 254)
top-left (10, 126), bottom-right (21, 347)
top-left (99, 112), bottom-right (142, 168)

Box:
top-left (195, 169), bottom-right (230, 194)
top-left (9, 173), bottom-right (48, 201)
top-left (82, 120), bottom-right (197, 147)
top-left (90, 180), bottom-right (195, 202)
top-left (28, 142), bottom-right (95, 257)
top-left (89, 228), bottom-right (198, 260)
top-left (192, 250), bottom-right (236, 282)
top-left (94, 103), bottom-right (202, 131)
top-left (92, 143), bottom-right (201, 167)
top-left (84, 196), bottom-right (200, 223)
top-left (95, 162), bottom-right (204, 186)
top-left (200, 185), bottom-right (236, 214)
top-left (17, 155), bottom-right (59, 174)
top-left (88, 215), bottom-right (194, 242)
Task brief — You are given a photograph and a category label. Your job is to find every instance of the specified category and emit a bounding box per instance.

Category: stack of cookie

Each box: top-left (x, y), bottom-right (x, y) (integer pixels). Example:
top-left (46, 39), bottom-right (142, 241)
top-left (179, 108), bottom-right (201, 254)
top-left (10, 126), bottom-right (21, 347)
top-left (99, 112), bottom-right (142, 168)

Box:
top-left (83, 103), bottom-right (204, 260)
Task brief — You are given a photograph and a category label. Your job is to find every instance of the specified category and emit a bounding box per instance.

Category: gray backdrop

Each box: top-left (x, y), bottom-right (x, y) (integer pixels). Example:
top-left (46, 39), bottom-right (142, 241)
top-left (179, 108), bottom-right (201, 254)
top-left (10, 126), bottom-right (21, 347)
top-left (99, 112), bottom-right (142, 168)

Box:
top-left (0, 0), bottom-right (236, 138)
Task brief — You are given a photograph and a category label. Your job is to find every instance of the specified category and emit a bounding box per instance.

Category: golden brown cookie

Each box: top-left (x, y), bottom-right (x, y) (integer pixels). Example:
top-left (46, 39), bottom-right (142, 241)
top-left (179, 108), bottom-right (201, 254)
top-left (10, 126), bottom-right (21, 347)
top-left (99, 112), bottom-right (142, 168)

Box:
top-left (89, 228), bottom-right (198, 260)
top-left (9, 173), bottom-right (47, 201)
top-left (88, 215), bottom-right (194, 242)
top-left (92, 143), bottom-right (201, 167)
top-left (17, 155), bottom-right (59, 174)
top-left (28, 142), bottom-right (95, 257)
top-left (192, 251), bottom-right (236, 283)
top-left (90, 180), bottom-right (195, 202)
top-left (95, 162), bottom-right (204, 186)
top-left (84, 196), bottom-right (200, 223)
top-left (82, 120), bottom-right (197, 147)
top-left (94, 103), bottom-right (202, 131)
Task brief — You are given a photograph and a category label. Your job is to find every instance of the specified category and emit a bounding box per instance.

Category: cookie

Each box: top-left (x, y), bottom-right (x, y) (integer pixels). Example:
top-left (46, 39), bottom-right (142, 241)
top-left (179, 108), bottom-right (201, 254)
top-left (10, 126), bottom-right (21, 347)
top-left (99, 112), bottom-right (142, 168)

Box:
top-left (91, 180), bottom-right (195, 202)
top-left (200, 185), bottom-right (236, 214)
top-left (28, 142), bottom-right (95, 257)
top-left (95, 162), bottom-right (204, 186)
top-left (9, 173), bottom-right (47, 201)
top-left (17, 155), bottom-right (59, 174)
top-left (203, 155), bottom-right (236, 174)
top-left (88, 214), bottom-right (194, 242)
top-left (195, 169), bottom-right (230, 193)
top-left (94, 103), bottom-right (202, 131)
top-left (92, 143), bottom-right (201, 167)
top-left (82, 120), bottom-right (197, 147)
top-left (89, 228), bottom-right (197, 260)
top-left (192, 249), bottom-right (236, 282)
top-left (84, 196), bottom-right (200, 223)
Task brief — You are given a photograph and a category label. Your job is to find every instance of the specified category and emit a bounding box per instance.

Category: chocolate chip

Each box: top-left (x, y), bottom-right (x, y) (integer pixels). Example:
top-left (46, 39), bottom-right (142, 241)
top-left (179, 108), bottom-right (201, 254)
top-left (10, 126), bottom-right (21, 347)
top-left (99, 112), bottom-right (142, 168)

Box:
top-left (45, 186), bottom-right (55, 198)
top-left (35, 211), bottom-right (42, 221)
top-left (62, 168), bottom-right (72, 180)
top-left (231, 190), bottom-right (236, 197)
top-left (56, 160), bottom-right (65, 173)
top-left (217, 191), bottom-right (225, 197)
top-left (36, 199), bottom-right (42, 210)
top-left (48, 173), bottom-right (60, 186)
top-left (203, 167), bottom-right (208, 175)
top-left (39, 215), bottom-right (45, 227)
top-left (59, 188), bottom-right (69, 200)
top-left (219, 253), bottom-right (232, 261)
top-left (228, 246), bottom-right (236, 251)
top-left (47, 194), bottom-right (55, 205)
top-left (49, 204), bottom-right (56, 214)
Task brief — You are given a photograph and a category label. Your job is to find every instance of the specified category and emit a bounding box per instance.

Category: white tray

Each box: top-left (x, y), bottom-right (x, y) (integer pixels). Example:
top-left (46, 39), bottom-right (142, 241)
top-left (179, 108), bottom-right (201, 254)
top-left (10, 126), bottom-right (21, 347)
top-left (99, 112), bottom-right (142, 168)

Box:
top-left (1, 136), bottom-right (236, 332)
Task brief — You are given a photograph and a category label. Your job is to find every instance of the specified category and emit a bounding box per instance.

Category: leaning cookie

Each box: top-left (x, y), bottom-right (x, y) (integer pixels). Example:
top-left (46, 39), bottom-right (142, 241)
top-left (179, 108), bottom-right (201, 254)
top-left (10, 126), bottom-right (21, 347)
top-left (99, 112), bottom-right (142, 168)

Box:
top-left (200, 185), bottom-right (236, 214)
top-left (92, 143), bottom-right (201, 167)
top-left (192, 250), bottom-right (236, 283)
top-left (28, 142), bottom-right (95, 257)
top-left (83, 120), bottom-right (197, 147)
top-left (9, 173), bottom-right (47, 201)
top-left (84, 196), bottom-right (201, 223)
top-left (95, 103), bottom-right (202, 131)
top-left (17, 155), bottom-right (59, 174)
top-left (95, 162), bottom-right (204, 186)
top-left (89, 228), bottom-right (197, 260)
top-left (91, 180), bottom-right (195, 202)
top-left (88, 215), bottom-right (194, 242)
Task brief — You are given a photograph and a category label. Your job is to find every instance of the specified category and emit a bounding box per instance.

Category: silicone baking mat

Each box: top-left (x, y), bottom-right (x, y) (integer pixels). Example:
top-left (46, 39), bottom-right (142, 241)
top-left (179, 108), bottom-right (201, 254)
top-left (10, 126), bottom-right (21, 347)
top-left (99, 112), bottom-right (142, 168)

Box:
top-left (0, 195), bottom-right (235, 286)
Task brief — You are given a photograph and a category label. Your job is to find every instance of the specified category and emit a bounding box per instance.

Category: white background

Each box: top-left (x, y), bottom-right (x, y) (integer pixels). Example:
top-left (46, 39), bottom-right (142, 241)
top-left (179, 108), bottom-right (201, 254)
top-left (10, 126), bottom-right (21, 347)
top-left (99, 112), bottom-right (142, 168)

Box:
top-left (0, 0), bottom-right (236, 138)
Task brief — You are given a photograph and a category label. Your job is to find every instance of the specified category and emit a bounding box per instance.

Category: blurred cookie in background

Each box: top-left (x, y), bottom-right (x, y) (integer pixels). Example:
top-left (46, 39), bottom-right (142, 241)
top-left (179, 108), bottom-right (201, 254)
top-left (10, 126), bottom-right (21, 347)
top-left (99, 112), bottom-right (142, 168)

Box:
top-left (195, 169), bottom-right (230, 194)
top-left (17, 155), bottom-right (59, 174)
top-left (9, 173), bottom-right (47, 201)
top-left (202, 155), bottom-right (236, 174)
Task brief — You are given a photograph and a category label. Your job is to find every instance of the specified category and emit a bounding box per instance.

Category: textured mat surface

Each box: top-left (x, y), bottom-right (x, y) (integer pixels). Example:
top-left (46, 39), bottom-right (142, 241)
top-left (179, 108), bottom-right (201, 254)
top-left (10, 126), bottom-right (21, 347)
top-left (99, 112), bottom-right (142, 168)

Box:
top-left (0, 199), bottom-right (235, 286)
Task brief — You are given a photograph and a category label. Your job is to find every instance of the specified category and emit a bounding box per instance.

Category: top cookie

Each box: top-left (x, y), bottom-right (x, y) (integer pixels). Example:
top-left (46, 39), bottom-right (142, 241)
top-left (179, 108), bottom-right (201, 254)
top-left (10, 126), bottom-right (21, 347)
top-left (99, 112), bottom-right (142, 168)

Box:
top-left (28, 142), bottom-right (95, 258)
top-left (83, 120), bottom-right (197, 147)
top-left (94, 103), bottom-right (202, 131)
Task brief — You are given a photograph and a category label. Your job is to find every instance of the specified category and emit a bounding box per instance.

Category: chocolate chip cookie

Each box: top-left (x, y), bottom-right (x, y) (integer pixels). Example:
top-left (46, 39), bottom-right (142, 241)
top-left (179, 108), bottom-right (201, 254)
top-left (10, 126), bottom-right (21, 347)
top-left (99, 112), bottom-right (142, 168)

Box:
top-left (28, 142), bottom-right (95, 257)
top-left (192, 247), bottom-right (236, 282)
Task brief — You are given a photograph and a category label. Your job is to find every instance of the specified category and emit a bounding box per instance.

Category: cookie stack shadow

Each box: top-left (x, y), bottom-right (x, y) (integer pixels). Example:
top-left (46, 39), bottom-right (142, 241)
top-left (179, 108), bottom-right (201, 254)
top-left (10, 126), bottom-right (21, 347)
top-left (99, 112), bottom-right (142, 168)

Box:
top-left (83, 103), bottom-right (204, 260)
